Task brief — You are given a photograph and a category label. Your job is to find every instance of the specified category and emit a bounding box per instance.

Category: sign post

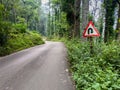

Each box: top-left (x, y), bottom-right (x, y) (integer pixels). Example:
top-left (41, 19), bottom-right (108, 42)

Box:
top-left (83, 21), bottom-right (100, 55)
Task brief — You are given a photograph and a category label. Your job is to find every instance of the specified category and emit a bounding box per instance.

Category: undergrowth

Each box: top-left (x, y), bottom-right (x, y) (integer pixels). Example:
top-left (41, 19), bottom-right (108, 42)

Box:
top-left (64, 39), bottom-right (120, 90)
top-left (0, 31), bottom-right (44, 56)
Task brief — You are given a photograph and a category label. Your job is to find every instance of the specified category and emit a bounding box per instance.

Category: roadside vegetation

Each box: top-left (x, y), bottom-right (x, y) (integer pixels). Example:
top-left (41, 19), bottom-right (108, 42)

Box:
top-left (46, 0), bottom-right (120, 89)
top-left (50, 38), bottom-right (120, 89)
top-left (0, 21), bottom-right (44, 56)
top-left (1, 0), bottom-right (120, 89)
top-left (0, 0), bottom-right (44, 56)
top-left (63, 39), bottom-right (120, 90)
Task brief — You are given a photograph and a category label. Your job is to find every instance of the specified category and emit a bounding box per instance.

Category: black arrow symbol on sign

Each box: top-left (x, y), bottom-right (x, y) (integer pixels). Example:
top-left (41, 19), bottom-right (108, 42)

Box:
top-left (88, 28), bottom-right (93, 34)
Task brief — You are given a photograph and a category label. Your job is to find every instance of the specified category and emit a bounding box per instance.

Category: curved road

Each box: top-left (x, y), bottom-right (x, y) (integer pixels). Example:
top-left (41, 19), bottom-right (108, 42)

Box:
top-left (0, 41), bottom-right (75, 90)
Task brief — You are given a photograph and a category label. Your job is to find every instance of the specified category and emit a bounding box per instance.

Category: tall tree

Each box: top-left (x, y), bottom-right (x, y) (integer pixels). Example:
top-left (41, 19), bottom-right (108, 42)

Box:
top-left (48, 0), bottom-right (51, 37)
top-left (116, 0), bottom-right (120, 39)
top-left (61, 0), bottom-right (74, 38)
top-left (104, 0), bottom-right (116, 42)
top-left (82, 0), bottom-right (89, 33)
top-left (74, 0), bottom-right (81, 38)
top-left (61, 0), bottom-right (81, 38)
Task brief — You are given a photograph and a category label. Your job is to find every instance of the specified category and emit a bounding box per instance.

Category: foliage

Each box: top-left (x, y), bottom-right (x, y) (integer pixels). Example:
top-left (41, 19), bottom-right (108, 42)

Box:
top-left (13, 23), bottom-right (27, 33)
top-left (61, 0), bottom-right (74, 25)
top-left (0, 30), bottom-right (44, 56)
top-left (48, 0), bottom-right (81, 38)
top-left (0, 21), bottom-right (12, 46)
top-left (53, 12), bottom-right (69, 37)
top-left (64, 39), bottom-right (120, 90)
top-left (0, 0), bottom-right (42, 33)
top-left (0, 4), bottom-right (4, 20)
top-left (0, 0), bottom-right (45, 56)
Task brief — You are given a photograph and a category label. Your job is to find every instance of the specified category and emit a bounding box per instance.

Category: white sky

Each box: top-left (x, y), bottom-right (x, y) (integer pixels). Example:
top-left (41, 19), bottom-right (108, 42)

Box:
top-left (89, 0), bottom-right (102, 21)
top-left (41, 0), bottom-right (49, 4)
top-left (41, 0), bottom-right (49, 15)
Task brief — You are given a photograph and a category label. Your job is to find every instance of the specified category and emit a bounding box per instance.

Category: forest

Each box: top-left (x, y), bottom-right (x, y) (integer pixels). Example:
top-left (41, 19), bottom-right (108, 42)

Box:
top-left (0, 0), bottom-right (120, 90)
top-left (0, 0), bottom-right (44, 56)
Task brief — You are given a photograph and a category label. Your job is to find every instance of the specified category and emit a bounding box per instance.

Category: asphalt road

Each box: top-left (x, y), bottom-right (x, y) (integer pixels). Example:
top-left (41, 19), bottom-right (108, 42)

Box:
top-left (0, 41), bottom-right (75, 90)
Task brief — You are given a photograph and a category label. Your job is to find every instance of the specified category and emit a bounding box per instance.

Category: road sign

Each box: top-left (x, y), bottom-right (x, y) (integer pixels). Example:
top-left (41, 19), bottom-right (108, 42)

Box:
top-left (83, 21), bottom-right (100, 37)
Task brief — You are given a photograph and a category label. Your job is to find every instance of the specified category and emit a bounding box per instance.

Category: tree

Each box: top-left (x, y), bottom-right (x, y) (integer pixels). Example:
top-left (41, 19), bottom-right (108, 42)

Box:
top-left (104, 0), bottom-right (116, 42)
top-left (115, 0), bottom-right (120, 39)
top-left (0, 0), bottom-right (44, 46)
top-left (60, 0), bottom-right (81, 38)
top-left (74, 0), bottom-right (81, 38)
top-left (82, 0), bottom-right (89, 34)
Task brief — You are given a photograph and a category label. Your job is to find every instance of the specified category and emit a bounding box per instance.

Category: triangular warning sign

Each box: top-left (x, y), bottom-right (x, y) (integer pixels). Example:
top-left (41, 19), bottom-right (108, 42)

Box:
top-left (83, 21), bottom-right (100, 37)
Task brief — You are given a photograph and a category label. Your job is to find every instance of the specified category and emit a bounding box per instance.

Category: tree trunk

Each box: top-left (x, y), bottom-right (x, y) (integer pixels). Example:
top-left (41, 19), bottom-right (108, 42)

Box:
top-left (74, 0), bottom-right (81, 38)
top-left (48, 0), bottom-right (51, 37)
top-left (116, 5), bottom-right (120, 40)
top-left (82, 0), bottom-right (89, 37)
top-left (104, 0), bottom-right (116, 43)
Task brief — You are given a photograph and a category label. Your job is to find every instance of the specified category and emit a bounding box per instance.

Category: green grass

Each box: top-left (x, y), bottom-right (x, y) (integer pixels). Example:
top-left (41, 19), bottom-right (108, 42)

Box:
top-left (63, 39), bottom-right (120, 90)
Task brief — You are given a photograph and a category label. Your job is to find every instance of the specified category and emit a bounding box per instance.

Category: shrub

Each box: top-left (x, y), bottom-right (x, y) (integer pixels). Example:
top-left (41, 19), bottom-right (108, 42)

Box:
top-left (0, 21), bottom-right (12, 46)
top-left (0, 31), bottom-right (44, 56)
top-left (65, 39), bottom-right (120, 90)
top-left (13, 23), bottom-right (27, 33)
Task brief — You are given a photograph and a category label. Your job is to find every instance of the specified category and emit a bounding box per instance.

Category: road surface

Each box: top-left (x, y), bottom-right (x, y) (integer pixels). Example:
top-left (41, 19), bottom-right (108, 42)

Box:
top-left (0, 41), bottom-right (75, 90)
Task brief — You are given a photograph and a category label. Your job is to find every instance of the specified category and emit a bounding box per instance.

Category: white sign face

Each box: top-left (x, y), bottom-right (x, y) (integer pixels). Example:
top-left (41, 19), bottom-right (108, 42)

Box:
top-left (84, 24), bottom-right (98, 36)
top-left (83, 21), bottom-right (100, 37)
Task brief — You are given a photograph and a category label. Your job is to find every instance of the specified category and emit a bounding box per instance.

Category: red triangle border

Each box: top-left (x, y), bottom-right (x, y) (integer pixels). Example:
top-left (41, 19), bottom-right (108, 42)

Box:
top-left (83, 21), bottom-right (100, 37)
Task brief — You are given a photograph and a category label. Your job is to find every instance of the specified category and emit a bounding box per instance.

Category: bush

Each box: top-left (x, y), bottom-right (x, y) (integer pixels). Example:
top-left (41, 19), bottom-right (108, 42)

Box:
top-left (13, 23), bottom-right (27, 33)
top-left (64, 39), bottom-right (120, 90)
top-left (0, 31), bottom-right (44, 56)
top-left (0, 21), bottom-right (12, 46)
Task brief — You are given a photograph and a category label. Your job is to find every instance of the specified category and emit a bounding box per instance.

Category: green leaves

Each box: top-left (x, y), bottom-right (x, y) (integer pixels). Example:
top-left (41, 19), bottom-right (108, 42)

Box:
top-left (65, 39), bottom-right (120, 90)
top-left (13, 23), bottom-right (27, 33)
top-left (0, 4), bottom-right (4, 20)
top-left (0, 30), bottom-right (44, 56)
top-left (0, 21), bottom-right (12, 46)
top-left (92, 83), bottom-right (101, 90)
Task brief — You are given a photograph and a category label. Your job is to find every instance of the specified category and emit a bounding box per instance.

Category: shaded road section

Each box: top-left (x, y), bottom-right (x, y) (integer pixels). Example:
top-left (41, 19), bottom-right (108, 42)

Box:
top-left (0, 41), bottom-right (75, 90)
